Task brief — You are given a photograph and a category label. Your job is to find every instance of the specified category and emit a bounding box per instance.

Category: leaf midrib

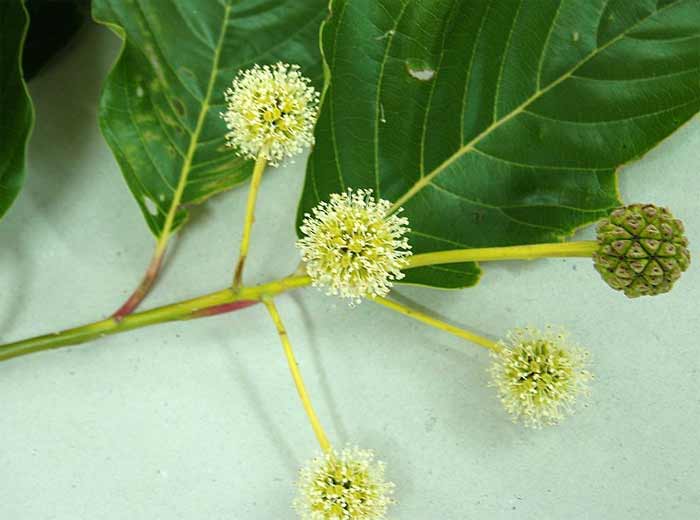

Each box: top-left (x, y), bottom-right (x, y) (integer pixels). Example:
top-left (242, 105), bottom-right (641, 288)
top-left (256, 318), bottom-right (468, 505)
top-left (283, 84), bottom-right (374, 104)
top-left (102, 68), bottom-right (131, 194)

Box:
top-left (156, 0), bottom-right (233, 241)
top-left (389, 0), bottom-right (683, 213)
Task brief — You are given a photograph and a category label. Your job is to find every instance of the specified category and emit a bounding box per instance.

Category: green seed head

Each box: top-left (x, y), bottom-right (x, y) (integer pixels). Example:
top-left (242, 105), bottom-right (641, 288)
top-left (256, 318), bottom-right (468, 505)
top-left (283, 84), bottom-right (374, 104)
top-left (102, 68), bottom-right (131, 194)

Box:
top-left (593, 203), bottom-right (690, 298)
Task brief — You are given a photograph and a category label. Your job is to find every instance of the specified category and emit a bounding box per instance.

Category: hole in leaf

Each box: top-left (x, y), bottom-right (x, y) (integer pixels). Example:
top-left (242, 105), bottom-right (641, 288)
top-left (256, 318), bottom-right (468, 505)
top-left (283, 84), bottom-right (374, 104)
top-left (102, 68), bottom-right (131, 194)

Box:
top-left (405, 59), bottom-right (435, 81)
top-left (143, 197), bottom-right (159, 216)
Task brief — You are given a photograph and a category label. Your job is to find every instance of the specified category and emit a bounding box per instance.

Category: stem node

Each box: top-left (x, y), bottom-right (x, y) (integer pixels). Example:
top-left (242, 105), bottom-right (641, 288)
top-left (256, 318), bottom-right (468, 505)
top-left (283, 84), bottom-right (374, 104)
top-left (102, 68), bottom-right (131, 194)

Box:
top-left (112, 249), bottom-right (165, 320)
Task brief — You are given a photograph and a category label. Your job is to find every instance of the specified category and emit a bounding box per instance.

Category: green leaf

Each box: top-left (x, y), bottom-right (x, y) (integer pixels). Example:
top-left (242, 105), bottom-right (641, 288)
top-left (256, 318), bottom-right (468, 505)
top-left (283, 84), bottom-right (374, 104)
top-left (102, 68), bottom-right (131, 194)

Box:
top-left (94, 0), bottom-right (327, 236)
top-left (0, 0), bottom-right (33, 221)
top-left (298, 0), bottom-right (700, 289)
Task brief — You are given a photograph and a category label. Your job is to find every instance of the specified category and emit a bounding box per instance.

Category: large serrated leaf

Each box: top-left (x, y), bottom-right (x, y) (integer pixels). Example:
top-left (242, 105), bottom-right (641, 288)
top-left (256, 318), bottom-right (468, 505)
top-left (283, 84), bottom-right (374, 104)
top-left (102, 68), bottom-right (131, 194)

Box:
top-left (0, 1), bottom-right (33, 222)
top-left (298, 0), bottom-right (700, 289)
top-left (94, 0), bottom-right (327, 236)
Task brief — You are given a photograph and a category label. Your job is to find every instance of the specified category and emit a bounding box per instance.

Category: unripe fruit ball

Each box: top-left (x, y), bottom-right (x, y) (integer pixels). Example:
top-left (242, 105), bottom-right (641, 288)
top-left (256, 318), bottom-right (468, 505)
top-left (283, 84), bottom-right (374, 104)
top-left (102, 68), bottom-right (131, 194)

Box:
top-left (593, 204), bottom-right (690, 298)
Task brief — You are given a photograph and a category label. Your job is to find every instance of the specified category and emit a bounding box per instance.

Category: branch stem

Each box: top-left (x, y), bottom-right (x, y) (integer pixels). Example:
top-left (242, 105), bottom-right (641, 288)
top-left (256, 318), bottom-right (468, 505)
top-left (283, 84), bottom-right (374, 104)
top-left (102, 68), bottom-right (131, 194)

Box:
top-left (233, 152), bottom-right (268, 287)
top-left (406, 241), bottom-right (598, 269)
top-left (371, 296), bottom-right (500, 352)
top-left (2, 242), bottom-right (593, 363)
top-left (0, 276), bottom-right (311, 362)
top-left (262, 297), bottom-right (332, 453)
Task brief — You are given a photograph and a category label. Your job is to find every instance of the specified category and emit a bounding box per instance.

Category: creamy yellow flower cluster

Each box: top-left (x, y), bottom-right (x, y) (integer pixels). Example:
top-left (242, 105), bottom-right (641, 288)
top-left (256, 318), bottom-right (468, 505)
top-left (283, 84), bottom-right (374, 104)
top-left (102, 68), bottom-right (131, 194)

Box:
top-left (222, 62), bottom-right (319, 166)
top-left (297, 189), bottom-right (412, 304)
top-left (222, 63), bottom-right (413, 303)
top-left (222, 64), bottom-right (594, 520)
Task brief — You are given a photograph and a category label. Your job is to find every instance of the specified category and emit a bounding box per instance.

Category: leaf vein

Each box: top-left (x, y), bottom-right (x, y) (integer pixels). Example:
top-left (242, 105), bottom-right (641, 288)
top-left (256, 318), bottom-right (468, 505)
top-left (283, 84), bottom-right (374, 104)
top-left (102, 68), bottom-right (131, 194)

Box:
top-left (459, 0), bottom-right (492, 144)
top-left (374, 0), bottom-right (411, 198)
top-left (525, 97), bottom-right (700, 125)
top-left (427, 182), bottom-right (565, 232)
top-left (571, 67), bottom-right (700, 82)
top-left (419, 0), bottom-right (458, 178)
top-left (136, 1), bottom-right (205, 103)
top-left (471, 147), bottom-right (609, 172)
top-left (535, 0), bottom-right (564, 91)
top-left (390, 0), bottom-right (685, 213)
top-left (328, 0), bottom-right (351, 191)
top-left (155, 0), bottom-right (234, 238)
top-left (493, 0), bottom-right (523, 121)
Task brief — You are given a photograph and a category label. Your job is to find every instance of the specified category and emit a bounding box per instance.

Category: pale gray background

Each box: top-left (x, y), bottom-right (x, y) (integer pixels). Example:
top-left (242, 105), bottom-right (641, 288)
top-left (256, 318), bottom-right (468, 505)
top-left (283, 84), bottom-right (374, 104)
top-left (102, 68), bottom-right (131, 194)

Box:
top-left (1, 24), bottom-right (698, 520)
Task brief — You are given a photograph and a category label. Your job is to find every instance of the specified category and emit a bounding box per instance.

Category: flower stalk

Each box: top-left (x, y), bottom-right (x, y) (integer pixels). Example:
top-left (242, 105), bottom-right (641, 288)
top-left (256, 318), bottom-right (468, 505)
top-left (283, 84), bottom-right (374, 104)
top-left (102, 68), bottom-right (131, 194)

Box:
top-left (407, 240), bottom-right (598, 269)
top-left (233, 150), bottom-right (268, 288)
top-left (263, 297), bottom-right (332, 453)
top-left (371, 296), bottom-right (500, 352)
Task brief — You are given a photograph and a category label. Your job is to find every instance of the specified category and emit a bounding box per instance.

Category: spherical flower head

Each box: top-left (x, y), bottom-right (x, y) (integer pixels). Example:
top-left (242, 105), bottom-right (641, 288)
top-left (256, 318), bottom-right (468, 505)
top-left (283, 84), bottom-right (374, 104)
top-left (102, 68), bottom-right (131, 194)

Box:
top-left (297, 189), bottom-right (412, 303)
top-left (221, 62), bottom-right (319, 166)
top-left (294, 447), bottom-right (395, 520)
top-left (593, 203), bottom-right (690, 298)
top-left (489, 327), bottom-right (592, 428)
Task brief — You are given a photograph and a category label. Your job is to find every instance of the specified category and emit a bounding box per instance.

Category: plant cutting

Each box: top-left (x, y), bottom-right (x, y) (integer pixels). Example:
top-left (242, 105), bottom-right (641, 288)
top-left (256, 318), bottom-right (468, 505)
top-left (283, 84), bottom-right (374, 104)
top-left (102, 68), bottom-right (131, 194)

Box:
top-left (1, 1), bottom-right (698, 518)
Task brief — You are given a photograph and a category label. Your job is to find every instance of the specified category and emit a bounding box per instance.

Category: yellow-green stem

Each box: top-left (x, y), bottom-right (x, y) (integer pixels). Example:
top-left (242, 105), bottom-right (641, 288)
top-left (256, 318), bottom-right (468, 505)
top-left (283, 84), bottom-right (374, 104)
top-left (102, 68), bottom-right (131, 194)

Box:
top-left (406, 241), bottom-right (598, 269)
top-left (2, 242), bottom-right (596, 363)
top-left (233, 151), bottom-right (268, 288)
top-left (371, 296), bottom-right (501, 352)
top-left (262, 297), bottom-right (332, 453)
top-left (0, 276), bottom-right (311, 362)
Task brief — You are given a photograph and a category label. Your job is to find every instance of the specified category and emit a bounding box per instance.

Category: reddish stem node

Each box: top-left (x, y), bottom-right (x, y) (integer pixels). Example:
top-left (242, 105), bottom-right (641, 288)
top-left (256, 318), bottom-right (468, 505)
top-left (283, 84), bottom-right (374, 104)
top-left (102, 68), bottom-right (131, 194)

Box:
top-left (190, 300), bottom-right (258, 318)
top-left (112, 252), bottom-right (164, 321)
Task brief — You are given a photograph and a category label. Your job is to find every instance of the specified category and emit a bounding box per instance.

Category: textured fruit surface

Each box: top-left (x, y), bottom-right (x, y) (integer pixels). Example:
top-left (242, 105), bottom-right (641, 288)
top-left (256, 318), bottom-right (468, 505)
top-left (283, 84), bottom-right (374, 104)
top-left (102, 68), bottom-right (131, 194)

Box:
top-left (593, 204), bottom-right (690, 298)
